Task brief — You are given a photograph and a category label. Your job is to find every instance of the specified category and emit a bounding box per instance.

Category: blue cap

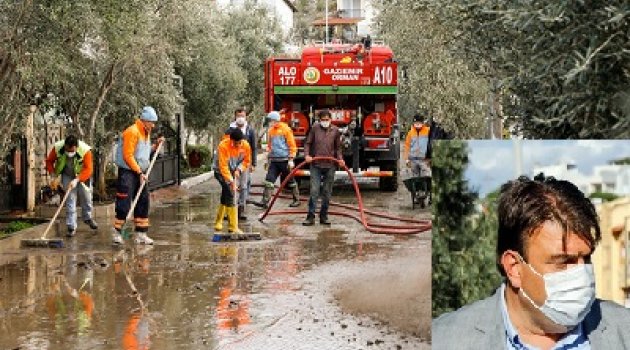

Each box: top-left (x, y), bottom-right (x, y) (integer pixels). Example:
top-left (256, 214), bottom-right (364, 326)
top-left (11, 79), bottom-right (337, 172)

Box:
top-left (267, 111), bottom-right (281, 121)
top-left (141, 106), bottom-right (158, 122)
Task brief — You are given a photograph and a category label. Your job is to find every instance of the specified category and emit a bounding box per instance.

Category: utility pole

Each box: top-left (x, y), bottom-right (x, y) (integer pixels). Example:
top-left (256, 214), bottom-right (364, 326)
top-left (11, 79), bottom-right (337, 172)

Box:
top-left (26, 105), bottom-right (36, 211)
top-left (513, 137), bottom-right (523, 178)
top-left (325, 0), bottom-right (329, 44)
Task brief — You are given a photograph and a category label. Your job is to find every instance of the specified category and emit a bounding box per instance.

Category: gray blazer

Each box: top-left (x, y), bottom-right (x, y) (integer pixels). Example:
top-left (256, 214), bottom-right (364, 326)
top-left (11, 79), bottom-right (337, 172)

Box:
top-left (432, 287), bottom-right (630, 349)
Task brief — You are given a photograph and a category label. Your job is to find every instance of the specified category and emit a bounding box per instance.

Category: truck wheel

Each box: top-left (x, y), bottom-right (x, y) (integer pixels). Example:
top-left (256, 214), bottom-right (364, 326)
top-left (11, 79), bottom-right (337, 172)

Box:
top-left (379, 163), bottom-right (399, 192)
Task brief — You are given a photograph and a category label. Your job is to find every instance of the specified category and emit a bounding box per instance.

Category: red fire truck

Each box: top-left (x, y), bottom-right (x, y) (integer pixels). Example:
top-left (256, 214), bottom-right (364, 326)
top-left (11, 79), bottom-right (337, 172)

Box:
top-left (264, 42), bottom-right (400, 191)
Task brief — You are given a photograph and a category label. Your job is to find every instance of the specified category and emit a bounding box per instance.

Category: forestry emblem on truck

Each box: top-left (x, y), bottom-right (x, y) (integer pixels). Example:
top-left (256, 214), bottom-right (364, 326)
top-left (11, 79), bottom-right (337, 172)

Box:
top-left (303, 67), bottom-right (320, 84)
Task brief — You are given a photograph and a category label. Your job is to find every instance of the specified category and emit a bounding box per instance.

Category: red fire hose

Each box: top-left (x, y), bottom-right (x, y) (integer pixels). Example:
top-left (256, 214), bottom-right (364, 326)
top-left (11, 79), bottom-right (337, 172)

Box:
top-left (256, 157), bottom-right (431, 235)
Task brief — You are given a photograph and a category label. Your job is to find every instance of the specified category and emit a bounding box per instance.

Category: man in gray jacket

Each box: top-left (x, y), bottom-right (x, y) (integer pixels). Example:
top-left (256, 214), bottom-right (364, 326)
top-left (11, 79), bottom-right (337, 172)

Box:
top-left (433, 175), bottom-right (630, 349)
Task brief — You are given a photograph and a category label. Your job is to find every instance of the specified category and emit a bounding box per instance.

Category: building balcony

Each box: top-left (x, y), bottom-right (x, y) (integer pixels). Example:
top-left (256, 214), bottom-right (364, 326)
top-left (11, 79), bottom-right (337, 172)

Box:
top-left (337, 8), bottom-right (365, 19)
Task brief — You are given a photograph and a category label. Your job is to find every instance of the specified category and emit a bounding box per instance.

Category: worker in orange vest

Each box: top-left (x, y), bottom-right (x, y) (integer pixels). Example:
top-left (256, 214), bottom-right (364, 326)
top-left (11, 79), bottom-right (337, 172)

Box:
top-left (404, 113), bottom-right (431, 178)
top-left (112, 106), bottom-right (164, 246)
top-left (253, 111), bottom-right (300, 209)
top-left (213, 128), bottom-right (251, 235)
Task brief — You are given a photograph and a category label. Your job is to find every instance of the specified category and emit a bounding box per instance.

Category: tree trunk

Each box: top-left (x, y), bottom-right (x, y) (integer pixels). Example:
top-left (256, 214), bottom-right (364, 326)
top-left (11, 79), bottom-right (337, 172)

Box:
top-left (96, 136), bottom-right (115, 200)
top-left (0, 51), bottom-right (16, 98)
top-left (68, 92), bottom-right (86, 139)
top-left (87, 62), bottom-right (117, 145)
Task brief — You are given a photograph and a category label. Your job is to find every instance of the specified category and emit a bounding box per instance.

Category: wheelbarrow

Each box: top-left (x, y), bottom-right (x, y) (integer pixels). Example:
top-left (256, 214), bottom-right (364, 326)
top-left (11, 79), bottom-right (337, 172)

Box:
top-left (403, 176), bottom-right (431, 209)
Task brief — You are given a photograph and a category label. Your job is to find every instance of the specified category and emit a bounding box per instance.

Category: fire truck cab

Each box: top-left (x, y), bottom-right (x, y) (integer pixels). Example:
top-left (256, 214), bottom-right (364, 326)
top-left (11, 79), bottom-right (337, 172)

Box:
top-left (264, 41), bottom-right (400, 191)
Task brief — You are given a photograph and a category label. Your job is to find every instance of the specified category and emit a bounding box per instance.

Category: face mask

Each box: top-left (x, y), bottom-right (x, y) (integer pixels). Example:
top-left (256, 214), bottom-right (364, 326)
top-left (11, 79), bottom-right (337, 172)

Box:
top-left (321, 120), bottom-right (331, 128)
top-left (518, 255), bottom-right (596, 329)
top-left (414, 123), bottom-right (422, 129)
top-left (235, 117), bottom-right (246, 125)
top-left (66, 151), bottom-right (76, 157)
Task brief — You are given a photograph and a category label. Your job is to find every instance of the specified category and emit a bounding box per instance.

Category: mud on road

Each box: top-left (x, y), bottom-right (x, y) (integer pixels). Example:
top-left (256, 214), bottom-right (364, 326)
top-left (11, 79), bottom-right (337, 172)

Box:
top-left (0, 170), bottom-right (430, 349)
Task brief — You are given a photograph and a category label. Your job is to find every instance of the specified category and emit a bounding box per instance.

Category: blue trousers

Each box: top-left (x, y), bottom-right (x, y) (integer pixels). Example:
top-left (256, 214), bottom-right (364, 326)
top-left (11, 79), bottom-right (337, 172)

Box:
top-left (61, 174), bottom-right (93, 229)
top-left (307, 166), bottom-right (335, 218)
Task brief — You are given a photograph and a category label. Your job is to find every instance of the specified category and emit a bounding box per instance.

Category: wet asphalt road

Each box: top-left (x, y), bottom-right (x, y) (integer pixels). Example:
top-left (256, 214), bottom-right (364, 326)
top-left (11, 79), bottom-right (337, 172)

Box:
top-left (0, 168), bottom-right (430, 350)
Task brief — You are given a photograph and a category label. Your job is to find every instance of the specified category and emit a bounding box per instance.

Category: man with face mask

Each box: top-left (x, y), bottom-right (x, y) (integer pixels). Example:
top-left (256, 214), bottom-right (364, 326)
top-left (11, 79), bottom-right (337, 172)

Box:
top-left (303, 110), bottom-right (344, 226)
top-left (45, 135), bottom-right (98, 237)
top-left (432, 175), bottom-right (630, 349)
top-left (404, 113), bottom-right (431, 179)
top-left (112, 106), bottom-right (165, 245)
top-left (223, 108), bottom-right (257, 221)
top-left (213, 128), bottom-right (251, 236)
top-left (253, 111), bottom-right (300, 209)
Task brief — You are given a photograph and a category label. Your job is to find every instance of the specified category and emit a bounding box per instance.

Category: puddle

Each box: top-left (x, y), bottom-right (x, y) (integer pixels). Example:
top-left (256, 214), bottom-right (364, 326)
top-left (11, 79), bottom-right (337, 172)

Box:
top-left (0, 178), bottom-right (430, 349)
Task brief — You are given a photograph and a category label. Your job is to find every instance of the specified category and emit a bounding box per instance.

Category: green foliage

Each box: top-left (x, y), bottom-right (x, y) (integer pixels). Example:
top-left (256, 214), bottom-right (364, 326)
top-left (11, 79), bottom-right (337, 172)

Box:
top-left (186, 144), bottom-right (212, 167)
top-left (590, 192), bottom-right (620, 203)
top-left (219, 2), bottom-right (284, 118)
top-left (432, 140), bottom-right (502, 318)
top-left (450, 0), bottom-right (630, 138)
top-left (611, 157), bottom-right (630, 165)
top-left (371, 0), bottom-right (630, 138)
top-left (0, 0), bottom-right (282, 163)
top-left (0, 221), bottom-right (35, 237)
top-left (374, 1), bottom-right (488, 138)
top-left (160, 1), bottom-right (246, 136)
top-left (6, 221), bottom-right (35, 233)
top-left (292, 0), bottom-right (336, 44)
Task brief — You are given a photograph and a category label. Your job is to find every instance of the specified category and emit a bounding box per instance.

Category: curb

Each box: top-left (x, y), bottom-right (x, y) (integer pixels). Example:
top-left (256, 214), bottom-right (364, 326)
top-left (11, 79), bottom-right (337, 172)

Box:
top-left (180, 171), bottom-right (214, 189)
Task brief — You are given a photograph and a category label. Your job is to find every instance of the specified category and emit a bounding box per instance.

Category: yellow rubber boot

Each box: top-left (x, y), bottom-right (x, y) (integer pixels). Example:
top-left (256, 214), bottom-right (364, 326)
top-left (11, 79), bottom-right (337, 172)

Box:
top-left (226, 206), bottom-right (243, 234)
top-left (214, 204), bottom-right (226, 231)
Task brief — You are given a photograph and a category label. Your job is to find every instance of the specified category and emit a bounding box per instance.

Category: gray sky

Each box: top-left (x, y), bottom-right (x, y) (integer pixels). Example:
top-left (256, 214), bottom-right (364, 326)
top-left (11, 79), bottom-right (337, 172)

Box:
top-left (466, 140), bottom-right (630, 197)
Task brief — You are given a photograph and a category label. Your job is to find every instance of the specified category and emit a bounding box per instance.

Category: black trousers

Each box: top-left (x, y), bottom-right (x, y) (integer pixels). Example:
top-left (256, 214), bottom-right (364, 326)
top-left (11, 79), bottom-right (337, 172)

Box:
top-left (114, 167), bottom-right (149, 232)
top-left (215, 172), bottom-right (235, 206)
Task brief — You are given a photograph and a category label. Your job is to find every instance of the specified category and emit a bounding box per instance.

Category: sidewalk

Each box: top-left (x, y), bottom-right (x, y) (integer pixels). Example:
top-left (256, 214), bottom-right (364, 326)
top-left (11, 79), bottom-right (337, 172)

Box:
top-left (0, 151), bottom-right (268, 257)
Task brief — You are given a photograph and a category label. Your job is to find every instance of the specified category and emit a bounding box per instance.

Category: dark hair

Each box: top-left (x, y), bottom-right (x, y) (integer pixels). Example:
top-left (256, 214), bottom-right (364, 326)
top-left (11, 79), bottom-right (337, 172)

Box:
top-left (318, 109), bottom-right (331, 119)
top-left (64, 135), bottom-right (78, 148)
top-left (234, 108), bottom-right (245, 116)
top-left (229, 128), bottom-right (244, 141)
top-left (496, 174), bottom-right (601, 276)
top-left (414, 110), bottom-right (429, 123)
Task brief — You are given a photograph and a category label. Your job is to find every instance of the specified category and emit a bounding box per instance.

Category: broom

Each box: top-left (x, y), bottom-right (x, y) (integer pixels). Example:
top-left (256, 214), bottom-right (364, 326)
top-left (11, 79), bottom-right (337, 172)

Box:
top-left (120, 141), bottom-right (163, 239)
top-left (21, 182), bottom-right (73, 248)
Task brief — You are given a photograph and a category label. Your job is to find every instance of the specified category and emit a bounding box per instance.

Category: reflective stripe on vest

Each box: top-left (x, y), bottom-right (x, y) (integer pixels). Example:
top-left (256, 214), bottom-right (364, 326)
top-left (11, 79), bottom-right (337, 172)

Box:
top-left (53, 140), bottom-right (91, 175)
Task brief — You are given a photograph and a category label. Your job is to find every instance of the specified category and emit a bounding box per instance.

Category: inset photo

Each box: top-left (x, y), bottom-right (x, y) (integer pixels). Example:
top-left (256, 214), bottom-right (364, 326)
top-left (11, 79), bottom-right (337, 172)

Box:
top-left (431, 140), bottom-right (630, 349)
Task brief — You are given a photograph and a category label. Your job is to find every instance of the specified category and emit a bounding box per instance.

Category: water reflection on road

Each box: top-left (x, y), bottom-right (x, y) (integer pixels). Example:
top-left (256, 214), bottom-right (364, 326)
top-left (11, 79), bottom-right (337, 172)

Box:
top-left (0, 184), bottom-right (430, 349)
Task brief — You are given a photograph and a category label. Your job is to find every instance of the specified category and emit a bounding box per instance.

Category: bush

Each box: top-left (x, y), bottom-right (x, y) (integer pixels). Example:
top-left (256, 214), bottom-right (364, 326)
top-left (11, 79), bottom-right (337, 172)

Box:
top-left (186, 144), bottom-right (212, 168)
top-left (590, 192), bottom-right (620, 203)
top-left (0, 221), bottom-right (35, 237)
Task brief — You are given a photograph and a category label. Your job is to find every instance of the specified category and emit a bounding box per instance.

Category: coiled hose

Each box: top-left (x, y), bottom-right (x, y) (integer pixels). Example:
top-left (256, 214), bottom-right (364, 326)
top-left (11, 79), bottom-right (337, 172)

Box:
top-left (256, 156), bottom-right (431, 235)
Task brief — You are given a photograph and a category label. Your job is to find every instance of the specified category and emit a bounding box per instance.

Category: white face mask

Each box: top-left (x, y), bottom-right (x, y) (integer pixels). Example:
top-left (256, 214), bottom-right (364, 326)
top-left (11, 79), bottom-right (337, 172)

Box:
top-left (235, 117), bottom-right (246, 126)
top-left (66, 151), bottom-right (77, 157)
top-left (518, 255), bottom-right (596, 329)
top-left (320, 120), bottom-right (331, 128)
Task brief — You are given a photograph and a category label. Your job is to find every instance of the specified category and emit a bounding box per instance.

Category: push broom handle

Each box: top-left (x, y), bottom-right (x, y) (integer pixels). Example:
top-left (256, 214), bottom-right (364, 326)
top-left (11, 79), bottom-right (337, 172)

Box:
top-left (124, 141), bottom-right (164, 223)
top-left (41, 182), bottom-right (73, 239)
